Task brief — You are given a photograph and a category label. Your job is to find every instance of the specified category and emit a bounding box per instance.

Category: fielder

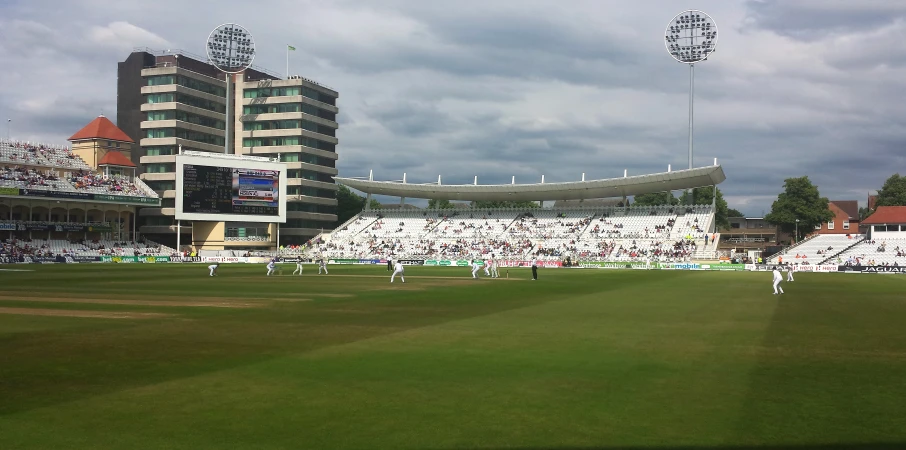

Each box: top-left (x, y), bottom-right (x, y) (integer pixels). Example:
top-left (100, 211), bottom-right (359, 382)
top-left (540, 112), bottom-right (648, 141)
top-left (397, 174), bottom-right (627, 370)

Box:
top-left (292, 261), bottom-right (304, 275)
top-left (208, 263), bottom-right (219, 277)
top-left (490, 258), bottom-right (500, 278)
top-left (266, 260), bottom-right (276, 276)
top-left (786, 265), bottom-right (795, 282)
top-left (772, 266), bottom-right (785, 295)
top-left (470, 260), bottom-right (480, 279)
top-left (390, 260), bottom-right (405, 283)
top-left (318, 258), bottom-right (329, 275)
top-left (483, 259), bottom-right (491, 277)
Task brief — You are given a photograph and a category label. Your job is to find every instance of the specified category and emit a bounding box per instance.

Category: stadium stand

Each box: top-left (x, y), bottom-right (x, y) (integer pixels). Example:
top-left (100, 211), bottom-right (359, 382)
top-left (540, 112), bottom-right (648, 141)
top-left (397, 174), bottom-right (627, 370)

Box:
top-left (0, 140), bottom-right (157, 197)
top-left (766, 234), bottom-right (864, 265)
top-left (0, 236), bottom-right (176, 258)
top-left (823, 238), bottom-right (906, 266)
top-left (305, 205), bottom-right (719, 262)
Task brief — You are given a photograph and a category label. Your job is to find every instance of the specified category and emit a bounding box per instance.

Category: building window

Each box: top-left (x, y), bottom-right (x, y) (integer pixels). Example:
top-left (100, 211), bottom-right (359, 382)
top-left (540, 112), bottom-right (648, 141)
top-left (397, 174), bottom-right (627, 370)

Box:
top-left (843, 221), bottom-right (850, 230)
top-left (827, 221), bottom-right (834, 230)
top-left (143, 163), bottom-right (175, 173)
top-left (815, 224), bottom-right (822, 230)
top-left (144, 181), bottom-right (175, 191)
top-left (145, 146), bottom-right (176, 156)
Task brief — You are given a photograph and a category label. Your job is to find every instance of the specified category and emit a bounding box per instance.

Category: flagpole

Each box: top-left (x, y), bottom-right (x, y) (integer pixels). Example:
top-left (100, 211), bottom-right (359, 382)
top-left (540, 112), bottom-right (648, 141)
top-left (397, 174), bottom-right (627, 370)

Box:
top-left (286, 45), bottom-right (289, 79)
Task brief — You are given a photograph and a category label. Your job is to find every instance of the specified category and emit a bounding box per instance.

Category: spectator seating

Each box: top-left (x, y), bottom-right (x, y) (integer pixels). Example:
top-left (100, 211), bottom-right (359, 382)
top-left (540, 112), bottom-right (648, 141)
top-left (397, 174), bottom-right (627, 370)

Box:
top-left (767, 234), bottom-right (863, 265)
top-left (0, 237), bottom-right (176, 258)
top-left (0, 140), bottom-right (91, 170)
top-left (0, 139), bottom-right (157, 198)
top-left (826, 238), bottom-right (906, 266)
top-left (308, 205), bottom-right (718, 262)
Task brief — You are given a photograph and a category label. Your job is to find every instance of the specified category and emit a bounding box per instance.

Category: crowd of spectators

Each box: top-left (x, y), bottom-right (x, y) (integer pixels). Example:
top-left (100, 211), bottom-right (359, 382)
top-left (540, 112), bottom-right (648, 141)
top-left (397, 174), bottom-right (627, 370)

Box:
top-left (0, 140), bottom-right (88, 169)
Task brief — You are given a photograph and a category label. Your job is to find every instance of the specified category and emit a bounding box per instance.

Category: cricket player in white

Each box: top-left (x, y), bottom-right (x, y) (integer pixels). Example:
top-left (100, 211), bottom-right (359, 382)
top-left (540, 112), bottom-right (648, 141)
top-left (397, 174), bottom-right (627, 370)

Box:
top-left (483, 259), bottom-right (491, 277)
top-left (490, 258), bottom-right (499, 278)
top-left (390, 260), bottom-right (405, 283)
top-left (208, 263), bottom-right (219, 277)
top-left (266, 260), bottom-right (276, 276)
top-left (292, 261), bottom-right (304, 275)
top-left (786, 265), bottom-right (795, 282)
top-left (645, 256), bottom-right (651, 270)
top-left (772, 267), bottom-right (785, 295)
top-left (318, 258), bottom-right (328, 275)
top-left (470, 260), bottom-right (480, 279)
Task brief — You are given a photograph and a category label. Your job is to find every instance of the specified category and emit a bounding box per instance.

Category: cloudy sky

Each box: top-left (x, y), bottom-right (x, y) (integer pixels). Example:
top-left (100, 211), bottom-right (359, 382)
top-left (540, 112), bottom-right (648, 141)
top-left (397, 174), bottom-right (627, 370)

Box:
top-left (2, 0), bottom-right (905, 215)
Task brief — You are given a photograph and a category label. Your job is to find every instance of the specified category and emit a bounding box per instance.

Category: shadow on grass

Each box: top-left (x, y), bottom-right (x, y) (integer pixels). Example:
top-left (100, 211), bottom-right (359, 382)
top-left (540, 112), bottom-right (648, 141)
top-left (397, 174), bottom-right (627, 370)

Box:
top-left (451, 444), bottom-right (906, 450)
top-left (734, 275), bottom-right (906, 443)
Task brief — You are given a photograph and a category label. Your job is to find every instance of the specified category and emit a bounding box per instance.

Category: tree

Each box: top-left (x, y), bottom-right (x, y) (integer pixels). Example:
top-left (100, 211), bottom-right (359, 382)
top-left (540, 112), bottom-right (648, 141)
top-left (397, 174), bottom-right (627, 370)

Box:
top-left (336, 185), bottom-right (379, 226)
top-left (633, 191), bottom-right (678, 206)
top-left (727, 208), bottom-right (744, 218)
top-left (859, 206), bottom-right (873, 221)
top-left (428, 199), bottom-right (454, 209)
top-left (469, 200), bottom-right (539, 209)
top-left (764, 176), bottom-right (834, 242)
top-left (875, 174), bottom-right (906, 207)
top-left (678, 186), bottom-right (731, 231)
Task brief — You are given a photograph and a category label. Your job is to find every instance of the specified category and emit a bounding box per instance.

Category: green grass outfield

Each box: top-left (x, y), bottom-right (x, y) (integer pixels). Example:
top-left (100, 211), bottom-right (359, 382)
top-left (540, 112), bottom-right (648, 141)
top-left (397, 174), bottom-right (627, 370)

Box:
top-left (1, 264), bottom-right (906, 450)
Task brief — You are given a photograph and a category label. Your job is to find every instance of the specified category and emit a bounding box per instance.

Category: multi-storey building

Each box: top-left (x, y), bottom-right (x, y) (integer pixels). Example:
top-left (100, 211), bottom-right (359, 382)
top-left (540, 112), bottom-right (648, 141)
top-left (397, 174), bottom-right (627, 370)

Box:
top-left (116, 49), bottom-right (338, 249)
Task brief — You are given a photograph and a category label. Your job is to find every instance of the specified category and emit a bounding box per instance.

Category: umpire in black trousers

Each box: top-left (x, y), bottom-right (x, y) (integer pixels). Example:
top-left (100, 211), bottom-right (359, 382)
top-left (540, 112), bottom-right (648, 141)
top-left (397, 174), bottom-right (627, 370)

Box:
top-left (531, 260), bottom-right (538, 280)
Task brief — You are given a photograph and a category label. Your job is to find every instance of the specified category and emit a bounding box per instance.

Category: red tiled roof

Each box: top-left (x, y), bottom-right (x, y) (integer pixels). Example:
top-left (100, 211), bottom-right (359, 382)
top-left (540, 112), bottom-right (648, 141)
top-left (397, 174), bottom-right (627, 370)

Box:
top-left (830, 200), bottom-right (859, 220)
top-left (97, 151), bottom-right (136, 167)
top-left (862, 206), bottom-right (906, 225)
top-left (68, 115), bottom-right (134, 143)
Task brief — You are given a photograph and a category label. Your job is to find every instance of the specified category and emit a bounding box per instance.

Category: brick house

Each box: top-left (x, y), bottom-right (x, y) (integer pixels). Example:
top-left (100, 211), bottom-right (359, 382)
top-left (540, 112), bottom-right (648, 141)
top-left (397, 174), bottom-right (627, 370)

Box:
top-left (814, 200), bottom-right (859, 235)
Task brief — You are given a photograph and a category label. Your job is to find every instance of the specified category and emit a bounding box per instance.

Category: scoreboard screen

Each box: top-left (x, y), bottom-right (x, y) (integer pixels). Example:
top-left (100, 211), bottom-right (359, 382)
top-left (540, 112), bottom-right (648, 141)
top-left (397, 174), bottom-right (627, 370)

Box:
top-left (175, 154), bottom-right (287, 223)
top-left (182, 165), bottom-right (279, 216)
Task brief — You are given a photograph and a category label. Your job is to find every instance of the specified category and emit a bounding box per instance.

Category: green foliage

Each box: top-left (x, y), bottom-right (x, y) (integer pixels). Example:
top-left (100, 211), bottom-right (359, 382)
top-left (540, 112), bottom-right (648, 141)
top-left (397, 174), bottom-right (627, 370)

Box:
top-left (859, 206), bottom-right (873, 221)
top-left (764, 176), bottom-right (835, 241)
top-left (679, 186), bottom-right (731, 231)
top-left (633, 192), bottom-right (678, 206)
top-left (469, 200), bottom-right (539, 209)
top-left (727, 208), bottom-right (745, 218)
top-left (875, 174), bottom-right (906, 207)
top-left (428, 199), bottom-right (454, 209)
top-left (337, 185), bottom-right (372, 226)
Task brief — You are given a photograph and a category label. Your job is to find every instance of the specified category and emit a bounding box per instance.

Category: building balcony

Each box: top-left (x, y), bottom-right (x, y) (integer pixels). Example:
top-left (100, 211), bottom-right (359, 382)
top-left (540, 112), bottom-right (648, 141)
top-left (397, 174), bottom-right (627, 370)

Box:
top-left (239, 111), bottom-right (338, 128)
top-left (140, 84), bottom-right (225, 104)
top-left (140, 137), bottom-right (225, 153)
top-left (287, 178), bottom-right (338, 190)
top-left (140, 172), bottom-right (176, 182)
top-left (241, 145), bottom-right (338, 160)
top-left (241, 95), bottom-right (339, 113)
top-left (141, 102), bottom-right (226, 120)
top-left (241, 128), bottom-right (338, 145)
top-left (287, 211), bottom-right (337, 222)
top-left (287, 195), bottom-right (337, 206)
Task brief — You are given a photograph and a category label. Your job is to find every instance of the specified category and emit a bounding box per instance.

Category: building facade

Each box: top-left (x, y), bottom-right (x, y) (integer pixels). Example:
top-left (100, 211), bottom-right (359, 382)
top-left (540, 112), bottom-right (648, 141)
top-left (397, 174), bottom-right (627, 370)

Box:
top-left (116, 49), bottom-right (338, 249)
top-left (815, 200), bottom-right (859, 235)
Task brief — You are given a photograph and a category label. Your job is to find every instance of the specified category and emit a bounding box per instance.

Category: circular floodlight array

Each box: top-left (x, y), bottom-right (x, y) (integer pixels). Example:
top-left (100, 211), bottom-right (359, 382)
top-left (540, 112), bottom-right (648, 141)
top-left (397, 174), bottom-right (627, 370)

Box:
top-left (665, 10), bottom-right (718, 64)
top-left (206, 23), bottom-right (256, 73)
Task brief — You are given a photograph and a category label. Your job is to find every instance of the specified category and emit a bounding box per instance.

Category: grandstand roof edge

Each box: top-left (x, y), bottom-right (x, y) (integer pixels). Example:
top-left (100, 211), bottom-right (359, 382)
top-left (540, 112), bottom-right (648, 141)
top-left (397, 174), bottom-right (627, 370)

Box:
top-left (334, 165), bottom-right (726, 202)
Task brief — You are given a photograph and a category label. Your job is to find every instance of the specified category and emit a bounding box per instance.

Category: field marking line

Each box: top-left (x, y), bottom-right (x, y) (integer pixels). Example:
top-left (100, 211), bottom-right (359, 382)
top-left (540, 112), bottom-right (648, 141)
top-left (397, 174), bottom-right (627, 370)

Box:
top-left (0, 307), bottom-right (174, 319)
top-left (0, 296), bottom-right (257, 308)
top-left (0, 269), bottom-right (35, 272)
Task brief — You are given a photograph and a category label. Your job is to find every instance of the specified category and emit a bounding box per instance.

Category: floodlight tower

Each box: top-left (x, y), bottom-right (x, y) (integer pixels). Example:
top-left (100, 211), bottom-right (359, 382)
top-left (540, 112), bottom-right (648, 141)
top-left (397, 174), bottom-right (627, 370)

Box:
top-left (665, 10), bottom-right (718, 201)
top-left (206, 23), bottom-right (256, 154)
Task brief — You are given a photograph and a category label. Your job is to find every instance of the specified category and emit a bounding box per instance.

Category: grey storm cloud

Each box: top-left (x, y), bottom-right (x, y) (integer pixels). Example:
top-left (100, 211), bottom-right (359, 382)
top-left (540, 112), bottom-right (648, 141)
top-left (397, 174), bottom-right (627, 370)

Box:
top-left (2, 0), bottom-right (906, 214)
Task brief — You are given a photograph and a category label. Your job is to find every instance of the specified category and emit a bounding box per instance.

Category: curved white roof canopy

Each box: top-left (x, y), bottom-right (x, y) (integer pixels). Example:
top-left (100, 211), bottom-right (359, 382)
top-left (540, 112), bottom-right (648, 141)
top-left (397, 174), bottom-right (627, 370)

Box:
top-left (335, 165), bottom-right (726, 202)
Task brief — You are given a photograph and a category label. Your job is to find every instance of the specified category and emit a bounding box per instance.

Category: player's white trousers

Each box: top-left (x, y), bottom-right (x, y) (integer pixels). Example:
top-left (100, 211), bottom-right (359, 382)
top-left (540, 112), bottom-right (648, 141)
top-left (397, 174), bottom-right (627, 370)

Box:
top-left (293, 266), bottom-right (303, 275)
top-left (391, 269), bottom-right (404, 283)
top-left (773, 280), bottom-right (784, 294)
top-left (472, 267), bottom-right (479, 278)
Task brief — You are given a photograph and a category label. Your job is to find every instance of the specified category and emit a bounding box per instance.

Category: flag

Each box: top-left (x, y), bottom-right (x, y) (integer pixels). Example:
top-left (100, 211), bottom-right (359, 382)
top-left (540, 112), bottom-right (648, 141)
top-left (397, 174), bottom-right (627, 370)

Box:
top-left (287, 45), bottom-right (296, 51)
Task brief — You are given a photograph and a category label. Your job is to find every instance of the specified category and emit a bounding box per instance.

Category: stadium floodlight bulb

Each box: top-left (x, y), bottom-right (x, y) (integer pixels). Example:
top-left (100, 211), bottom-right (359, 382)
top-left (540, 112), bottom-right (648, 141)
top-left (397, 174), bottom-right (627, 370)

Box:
top-left (664, 10), bottom-right (718, 64)
top-left (206, 23), bottom-right (256, 73)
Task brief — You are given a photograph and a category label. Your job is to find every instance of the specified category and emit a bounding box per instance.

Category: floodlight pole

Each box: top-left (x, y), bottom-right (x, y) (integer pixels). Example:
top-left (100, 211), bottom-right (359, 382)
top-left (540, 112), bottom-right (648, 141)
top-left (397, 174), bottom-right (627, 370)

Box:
top-left (225, 75), bottom-right (231, 154)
